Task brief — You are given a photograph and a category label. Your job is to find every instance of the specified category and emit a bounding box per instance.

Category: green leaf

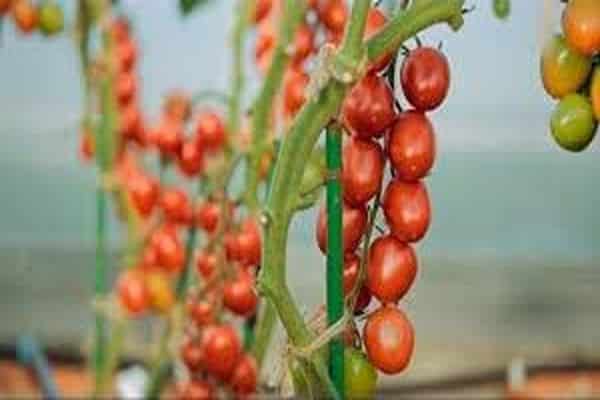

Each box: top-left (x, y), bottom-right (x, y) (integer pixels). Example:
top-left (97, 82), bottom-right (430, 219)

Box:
top-left (179, 0), bottom-right (212, 16)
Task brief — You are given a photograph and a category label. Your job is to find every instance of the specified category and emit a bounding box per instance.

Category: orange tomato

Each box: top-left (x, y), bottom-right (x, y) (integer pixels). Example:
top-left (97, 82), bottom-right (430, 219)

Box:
top-left (562, 0), bottom-right (600, 56)
top-left (12, 0), bottom-right (38, 34)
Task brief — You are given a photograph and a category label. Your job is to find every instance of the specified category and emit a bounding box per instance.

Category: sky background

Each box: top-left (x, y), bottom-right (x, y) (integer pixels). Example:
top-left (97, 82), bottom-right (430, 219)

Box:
top-left (0, 0), bottom-right (599, 263)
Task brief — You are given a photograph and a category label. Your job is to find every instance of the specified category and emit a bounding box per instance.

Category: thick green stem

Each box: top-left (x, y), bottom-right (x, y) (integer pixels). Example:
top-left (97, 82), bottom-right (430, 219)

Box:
top-left (325, 125), bottom-right (344, 398)
top-left (258, 0), bottom-right (465, 395)
top-left (251, 300), bottom-right (277, 365)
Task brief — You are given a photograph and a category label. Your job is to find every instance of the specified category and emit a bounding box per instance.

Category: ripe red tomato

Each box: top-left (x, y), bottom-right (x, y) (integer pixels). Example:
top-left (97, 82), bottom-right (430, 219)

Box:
top-left (316, 201), bottom-right (368, 254)
top-left (177, 139), bottom-right (204, 178)
top-left (364, 305), bottom-right (414, 374)
top-left (116, 39), bottom-right (137, 73)
top-left (343, 253), bottom-right (359, 295)
top-left (223, 272), bottom-right (258, 317)
top-left (12, 0), bottom-right (38, 34)
top-left (366, 235), bottom-right (417, 304)
top-left (230, 354), bottom-right (258, 395)
top-left (237, 218), bottom-right (262, 267)
top-left (195, 112), bottom-right (226, 152)
top-left (225, 232), bottom-right (243, 262)
top-left (128, 174), bottom-right (159, 218)
top-left (188, 299), bottom-right (215, 326)
top-left (292, 24), bottom-right (315, 64)
top-left (342, 73), bottom-right (397, 140)
top-left (155, 116), bottom-right (184, 156)
top-left (196, 250), bottom-right (217, 280)
top-left (115, 72), bottom-right (137, 107)
top-left (141, 245), bottom-right (159, 269)
top-left (562, 0), bottom-right (600, 56)
top-left (153, 229), bottom-right (185, 273)
top-left (283, 67), bottom-right (309, 118)
top-left (383, 179), bottom-right (431, 243)
top-left (386, 111), bottom-right (435, 182)
top-left (163, 91), bottom-right (192, 122)
top-left (200, 324), bottom-right (242, 380)
top-left (176, 379), bottom-right (214, 400)
top-left (365, 8), bottom-right (391, 72)
top-left (119, 103), bottom-right (142, 140)
top-left (111, 17), bottom-right (130, 44)
top-left (195, 201), bottom-right (221, 233)
top-left (0, 0), bottom-right (12, 15)
top-left (117, 271), bottom-right (149, 316)
top-left (181, 338), bottom-right (204, 372)
top-left (401, 47), bottom-right (450, 111)
top-left (160, 188), bottom-right (193, 225)
top-left (342, 137), bottom-right (384, 206)
top-left (318, 0), bottom-right (347, 33)
top-left (253, 0), bottom-right (272, 24)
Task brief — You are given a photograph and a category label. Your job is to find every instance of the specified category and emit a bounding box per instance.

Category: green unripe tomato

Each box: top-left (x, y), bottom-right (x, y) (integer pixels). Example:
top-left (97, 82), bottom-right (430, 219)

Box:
top-left (38, 0), bottom-right (64, 36)
top-left (541, 34), bottom-right (592, 99)
top-left (493, 0), bottom-right (510, 20)
top-left (344, 347), bottom-right (378, 400)
top-left (550, 93), bottom-right (597, 152)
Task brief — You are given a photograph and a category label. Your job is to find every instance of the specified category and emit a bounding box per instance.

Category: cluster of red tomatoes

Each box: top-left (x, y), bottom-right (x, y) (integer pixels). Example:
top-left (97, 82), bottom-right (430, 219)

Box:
top-left (312, 11), bottom-right (450, 383)
top-left (0, 0), bottom-right (63, 36)
top-left (541, 0), bottom-right (600, 152)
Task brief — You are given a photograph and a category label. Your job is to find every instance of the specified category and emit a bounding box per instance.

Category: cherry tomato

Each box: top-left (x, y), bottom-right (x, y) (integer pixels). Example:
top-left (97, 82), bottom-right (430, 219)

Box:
top-left (383, 179), bottom-right (431, 243)
top-left (188, 299), bottom-right (215, 326)
top-left (163, 91), bottom-right (192, 122)
top-left (119, 103), bottom-right (142, 140)
top-left (342, 73), bottom-right (397, 140)
top-left (365, 8), bottom-right (391, 72)
top-left (318, 0), bottom-right (347, 33)
top-left (111, 17), bottom-right (130, 44)
top-left (195, 201), bottom-right (221, 233)
top-left (0, 0), bottom-right (11, 15)
top-left (116, 39), bottom-right (137, 73)
top-left (562, 0), bottom-right (600, 56)
top-left (343, 254), bottom-right (359, 295)
top-left (115, 72), bottom-right (137, 107)
top-left (176, 379), bottom-right (214, 400)
top-left (342, 137), bottom-right (384, 206)
top-left (153, 229), bottom-right (185, 273)
top-left (237, 217), bottom-right (262, 267)
top-left (117, 271), bottom-right (149, 316)
top-left (541, 34), bottom-right (592, 99)
top-left (200, 324), bottom-right (242, 381)
top-left (283, 67), bottom-right (309, 118)
top-left (128, 173), bottom-right (159, 218)
top-left (141, 245), bottom-right (159, 269)
top-left (38, 0), bottom-right (64, 36)
top-left (145, 272), bottom-right (175, 313)
top-left (196, 250), bottom-right (217, 280)
top-left (344, 347), bottom-right (378, 400)
top-left (155, 116), bottom-right (184, 156)
top-left (253, 0), bottom-right (272, 24)
top-left (292, 23), bottom-right (315, 64)
top-left (177, 140), bottom-right (204, 178)
top-left (401, 47), bottom-right (450, 111)
top-left (550, 93), bottom-right (597, 152)
top-left (590, 67), bottom-right (600, 119)
top-left (316, 201), bottom-right (368, 254)
top-left (354, 286), bottom-right (372, 314)
top-left (231, 354), bottom-right (258, 395)
top-left (493, 0), bottom-right (510, 20)
top-left (160, 188), bottom-right (193, 225)
top-left (225, 232), bottom-right (243, 262)
top-left (12, 0), bottom-right (38, 34)
top-left (181, 339), bottom-right (204, 372)
top-left (195, 111), bottom-right (226, 152)
top-left (224, 272), bottom-right (258, 317)
top-left (364, 305), bottom-right (414, 374)
top-left (387, 111), bottom-right (435, 182)
top-left (367, 235), bottom-right (417, 304)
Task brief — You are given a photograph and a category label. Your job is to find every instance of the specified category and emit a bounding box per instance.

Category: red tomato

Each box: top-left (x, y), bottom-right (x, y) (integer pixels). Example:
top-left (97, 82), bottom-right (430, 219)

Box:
top-left (195, 112), bottom-right (226, 152)
top-left (153, 229), bottom-right (185, 273)
top-left (12, 0), bottom-right (38, 34)
top-left (342, 73), bottom-right (397, 140)
top-left (155, 117), bottom-right (184, 156)
top-left (237, 218), bottom-right (262, 267)
top-left (386, 111), bottom-right (435, 182)
top-left (115, 72), bottom-right (137, 107)
top-left (176, 379), bottom-right (214, 400)
top-left (225, 232), bottom-right (243, 262)
top-left (163, 91), bottom-right (192, 123)
top-left (141, 245), bottom-right (159, 269)
top-left (177, 140), bottom-right (204, 178)
top-left (119, 103), bottom-right (142, 141)
top-left (116, 39), bottom-right (137, 73)
top-left (181, 338), bottom-right (204, 372)
top-left (401, 47), bottom-right (450, 111)
top-left (283, 67), bottom-right (309, 118)
top-left (318, 0), bottom-right (347, 33)
top-left (128, 174), bottom-right (159, 218)
top-left (188, 299), bottom-right (215, 326)
top-left (342, 137), bottom-right (384, 206)
top-left (253, 0), bottom-right (272, 24)
top-left (316, 201), bottom-right (368, 254)
top-left (160, 188), bottom-right (193, 225)
top-left (117, 271), bottom-right (149, 316)
top-left (343, 253), bottom-right (360, 295)
top-left (365, 8), bottom-right (392, 72)
top-left (200, 324), bottom-right (242, 381)
top-left (383, 179), bottom-right (431, 243)
top-left (223, 273), bottom-right (258, 317)
top-left (111, 17), bottom-right (130, 44)
top-left (366, 235), bottom-right (417, 304)
top-left (364, 305), bottom-right (414, 374)
top-left (195, 201), bottom-right (221, 233)
top-left (292, 24), bottom-right (315, 64)
top-left (230, 354), bottom-right (258, 395)
top-left (196, 250), bottom-right (217, 280)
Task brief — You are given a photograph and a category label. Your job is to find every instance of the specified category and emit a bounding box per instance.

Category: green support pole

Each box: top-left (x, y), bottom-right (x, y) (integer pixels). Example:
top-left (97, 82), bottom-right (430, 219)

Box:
top-left (326, 125), bottom-right (344, 399)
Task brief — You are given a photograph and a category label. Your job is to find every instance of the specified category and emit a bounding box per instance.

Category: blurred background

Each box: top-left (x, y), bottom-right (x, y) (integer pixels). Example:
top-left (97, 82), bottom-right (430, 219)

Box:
top-left (0, 0), bottom-right (599, 388)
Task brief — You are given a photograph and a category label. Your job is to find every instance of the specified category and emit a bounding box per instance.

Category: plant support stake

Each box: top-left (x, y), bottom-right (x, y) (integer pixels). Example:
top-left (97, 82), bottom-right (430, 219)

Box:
top-left (326, 124), bottom-right (344, 399)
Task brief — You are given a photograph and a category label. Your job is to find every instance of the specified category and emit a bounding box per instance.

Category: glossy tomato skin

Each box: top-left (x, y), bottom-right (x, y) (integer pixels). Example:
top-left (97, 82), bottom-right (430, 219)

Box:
top-left (387, 111), bottom-right (436, 182)
top-left (318, 0), bottom-right (347, 33)
top-left (152, 228), bottom-right (185, 273)
top-left (117, 271), bottom-right (149, 316)
top-left (196, 112), bottom-right (226, 152)
top-left (160, 188), bottom-right (193, 225)
top-left (550, 93), bottom-right (597, 152)
top-left (128, 174), bottom-right (159, 217)
top-left (342, 137), bottom-right (384, 206)
top-left (177, 139), bottom-right (204, 178)
top-left (200, 324), bottom-right (242, 381)
top-left (562, 0), bottom-right (600, 56)
top-left (367, 235), bottom-right (417, 304)
top-left (181, 339), bottom-right (204, 372)
top-left (237, 218), bottom-right (262, 267)
top-left (343, 254), bottom-right (360, 295)
top-left (401, 47), bottom-right (450, 111)
top-left (163, 91), bottom-right (192, 122)
top-left (230, 354), bottom-right (258, 395)
top-left (316, 202), bottom-right (368, 254)
top-left (344, 347), bottom-right (378, 400)
top-left (225, 232), bottom-right (243, 263)
top-left (188, 299), bottom-right (215, 326)
top-left (383, 179), bottom-right (431, 243)
top-left (541, 34), bottom-right (592, 99)
top-left (223, 273), bottom-right (258, 317)
top-left (176, 379), bottom-right (214, 400)
top-left (196, 250), bottom-right (217, 280)
top-left (342, 74), bottom-right (397, 140)
top-left (0, 0), bottom-right (11, 15)
top-left (155, 117), bottom-right (184, 156)
top-left (195, 201), bottom-right (221, 233)
top-left (364, 305), bottom-right (414, 374)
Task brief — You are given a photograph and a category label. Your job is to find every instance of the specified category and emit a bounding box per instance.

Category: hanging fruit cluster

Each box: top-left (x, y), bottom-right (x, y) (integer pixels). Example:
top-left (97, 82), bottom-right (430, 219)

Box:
top-left (312, 5), bottom-right (450, 384)
top-left (1, 0), bottom-right (63, 36)
top-left (541, 0), bottom-right (600, 152)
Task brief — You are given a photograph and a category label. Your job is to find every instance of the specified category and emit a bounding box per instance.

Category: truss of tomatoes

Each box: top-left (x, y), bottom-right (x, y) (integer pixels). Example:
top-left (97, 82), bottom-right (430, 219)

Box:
top-left (541, 0), bottom-right (600, 152)
top-left (1, 0), bottom-right (64, 36)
